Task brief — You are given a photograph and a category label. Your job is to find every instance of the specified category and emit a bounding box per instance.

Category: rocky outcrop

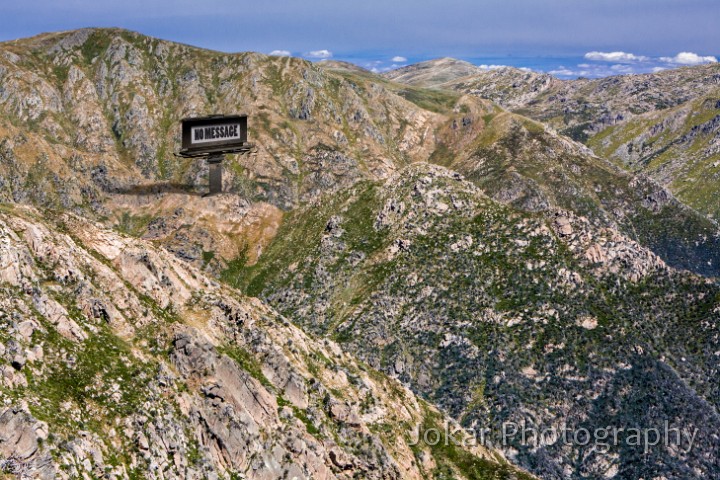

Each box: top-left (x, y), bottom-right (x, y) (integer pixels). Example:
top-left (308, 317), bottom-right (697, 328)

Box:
top-left (550, 209), bottom-right (667, 282)
top-left (0, 408), bottom-right (54, 479)
top-left (0, 205), bottom-right (527, 479)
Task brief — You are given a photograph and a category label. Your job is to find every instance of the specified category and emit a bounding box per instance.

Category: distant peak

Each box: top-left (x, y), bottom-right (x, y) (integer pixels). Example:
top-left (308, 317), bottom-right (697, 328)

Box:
top-left (382, 57), bottom-right (483, 87)
top-left (316, 60), bottom-right (372, 74)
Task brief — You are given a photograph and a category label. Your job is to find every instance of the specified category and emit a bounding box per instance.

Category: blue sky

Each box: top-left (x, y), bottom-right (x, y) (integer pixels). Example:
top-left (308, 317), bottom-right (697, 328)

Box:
top-left (0, 0), bottom-right (717, 78)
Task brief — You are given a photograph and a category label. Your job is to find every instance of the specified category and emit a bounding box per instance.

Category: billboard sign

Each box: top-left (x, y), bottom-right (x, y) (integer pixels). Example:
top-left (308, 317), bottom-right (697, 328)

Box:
top-left (179, 115), bottom-right (248, 157)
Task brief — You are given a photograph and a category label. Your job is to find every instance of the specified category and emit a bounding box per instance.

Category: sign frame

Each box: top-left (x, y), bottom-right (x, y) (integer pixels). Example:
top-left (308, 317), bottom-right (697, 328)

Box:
top-left (177, 114), bottom-right (250, 158)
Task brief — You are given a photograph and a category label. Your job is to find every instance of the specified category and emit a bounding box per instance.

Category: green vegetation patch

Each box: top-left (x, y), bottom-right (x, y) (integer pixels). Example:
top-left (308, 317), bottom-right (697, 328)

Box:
top-left (81, 31), bottom-right (114, 64)
top-left (419, 410), bottom-right (535, 480)
top-left (397, 87), bottom-right (461, 114)
top-left (28, 322), bottom-right (156, 433)
top-left (115, 211), bottom-right (153, 237)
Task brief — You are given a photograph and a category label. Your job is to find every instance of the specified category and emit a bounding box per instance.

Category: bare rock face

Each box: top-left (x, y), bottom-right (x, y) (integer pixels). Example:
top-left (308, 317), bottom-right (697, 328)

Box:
top-left (0, 205), bottom-right (526, 480)
top-left (0, 408), bottom-right (40, 460)
top-left (300, 147), bottom-right (363, 202)
top-left (0, 408), bottom-right (54, 479)
top-left (549, 209), bottom-right (668, 282)
top-left (553, 214), bottom-right (574, 236)
top-left (63, 65), bottom-right (114, 152)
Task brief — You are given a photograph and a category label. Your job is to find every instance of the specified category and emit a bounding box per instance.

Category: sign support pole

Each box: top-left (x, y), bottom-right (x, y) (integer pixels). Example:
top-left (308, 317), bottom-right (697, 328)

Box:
top-left (207, 154), bottom-right (224, 195)
top-left (176, 115), bottom-right (252, 196)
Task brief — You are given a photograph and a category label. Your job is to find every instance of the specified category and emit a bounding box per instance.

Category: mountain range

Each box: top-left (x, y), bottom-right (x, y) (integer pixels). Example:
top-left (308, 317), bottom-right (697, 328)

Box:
top-left (0, 28), bottom-right (718, 480)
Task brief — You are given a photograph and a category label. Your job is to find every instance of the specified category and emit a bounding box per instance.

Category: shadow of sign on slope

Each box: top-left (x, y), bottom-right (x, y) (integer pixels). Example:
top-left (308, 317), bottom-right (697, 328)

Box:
top-left (107, 183), bottom-right (204, 196)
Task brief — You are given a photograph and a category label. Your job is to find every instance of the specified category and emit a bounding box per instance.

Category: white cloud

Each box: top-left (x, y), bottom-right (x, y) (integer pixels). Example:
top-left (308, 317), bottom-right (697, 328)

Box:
top-left (659, 52), bottom-right (717, 65)
top-left (360, 60), bottom-right (407, 73)
top-left (306, 49), bottom-right (333, 59)
top-left (269, 50), bottom-right (291, 57)
top-left (549, 67), bottom-right (576, 76)
top-left (391, 56), bottom-right (407, 62)
top-left (584, 51), bottom-right (649, 63)
top-left (476, 64), bottom-right (532, 72)
top-left (548, 60), bottom-right (665, 79)
top-left (610, 64), bottom-right (634, 73)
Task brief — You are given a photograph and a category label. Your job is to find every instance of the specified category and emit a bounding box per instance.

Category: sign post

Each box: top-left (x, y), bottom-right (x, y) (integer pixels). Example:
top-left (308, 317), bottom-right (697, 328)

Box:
top-left (175, 115), bottom-right (252, 196)
top-left (207, 154), bottom-right (224, 195)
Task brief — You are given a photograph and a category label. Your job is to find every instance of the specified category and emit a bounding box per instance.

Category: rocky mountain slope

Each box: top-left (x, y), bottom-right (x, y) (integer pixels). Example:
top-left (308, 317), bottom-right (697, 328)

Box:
top-left (0, 29), bottom-right (717, 277)
top-left (508, 63), bottom-right (720, 141)
top-left (0, 27), bottom-right (450, 207)
top-left (385, 58), bottom-right (720, 219)
top-left (392, 59), bottom-right (720, 142)
top-left (0, 28), bottom-right (463, 271)
top-left (587, 90), bottom-right (720, 220)
top-left (0, 203), bottom-right (535, 480)
top-left (415, 102), bottom-right (720, 276)
top-left (382, 59), bottom-right (557, 111)
top-left (230, 163), bottom-right (720, 480)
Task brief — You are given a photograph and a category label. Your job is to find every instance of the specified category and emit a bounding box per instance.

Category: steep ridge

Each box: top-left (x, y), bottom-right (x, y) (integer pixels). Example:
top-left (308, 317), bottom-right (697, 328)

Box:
top-left (230, 163), bottom-right (720, 480)
top-left (0, 28), bottom-right (450, 207)
top-left (394, 59), bottom-right (720, 143)
top-left (588, 90), bottom-right (720, 220)
top-left (382, 59), bottom-right (557, 108)
top-left (424, 104), bottom-right (720, 276)
top-left (0, 27), bottom-right (455, 271)
top-left (509, 63), bottom-right (720, 141)
top-left (0, 30), bottom-right (716, 278)
top-left (389, 58), bottom-right (720, 220)
top-left (0, 203), bottom-right (534, 479)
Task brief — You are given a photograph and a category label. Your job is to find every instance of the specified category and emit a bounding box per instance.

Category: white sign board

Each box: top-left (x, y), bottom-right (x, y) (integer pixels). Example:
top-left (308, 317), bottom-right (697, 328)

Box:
top-left (191, 123), bottom-right (243, 145)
